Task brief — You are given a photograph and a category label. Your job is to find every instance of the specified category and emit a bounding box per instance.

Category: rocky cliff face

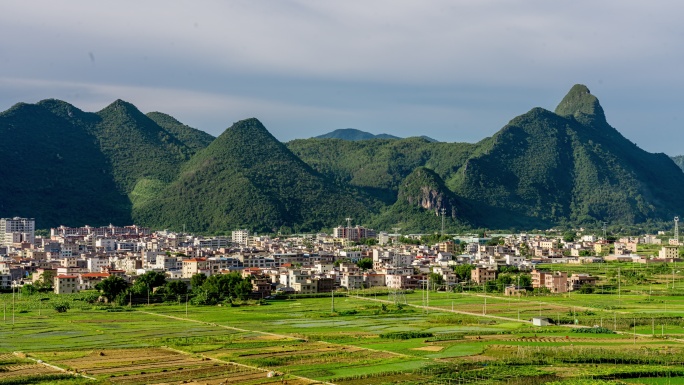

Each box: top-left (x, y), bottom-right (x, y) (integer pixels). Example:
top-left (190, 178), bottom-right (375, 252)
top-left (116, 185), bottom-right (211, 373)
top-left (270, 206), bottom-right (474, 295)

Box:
top-left (399, 167), bottom-right (458, 218)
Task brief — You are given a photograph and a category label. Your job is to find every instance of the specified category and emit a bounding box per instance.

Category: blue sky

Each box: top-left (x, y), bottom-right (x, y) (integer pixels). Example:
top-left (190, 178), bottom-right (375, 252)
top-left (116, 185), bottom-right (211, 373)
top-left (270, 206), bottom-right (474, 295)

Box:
top-left (2, 1), bottom-right (683, 154)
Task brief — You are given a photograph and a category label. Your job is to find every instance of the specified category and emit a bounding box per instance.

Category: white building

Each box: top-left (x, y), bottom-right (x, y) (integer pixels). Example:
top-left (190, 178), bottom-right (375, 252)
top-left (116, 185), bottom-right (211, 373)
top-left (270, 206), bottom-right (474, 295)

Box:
top-left (0, 217), bottom-right (35, 246)
top-left (232, 229), bottom-right (250, 246)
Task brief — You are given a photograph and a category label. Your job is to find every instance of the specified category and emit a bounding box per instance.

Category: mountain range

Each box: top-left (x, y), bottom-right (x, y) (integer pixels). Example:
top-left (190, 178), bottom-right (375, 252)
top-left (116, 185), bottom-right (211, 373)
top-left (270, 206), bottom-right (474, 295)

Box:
top-left (315, 128), bottom-right (438, 142)
top-left (1, 84), bottom-right (682, 233)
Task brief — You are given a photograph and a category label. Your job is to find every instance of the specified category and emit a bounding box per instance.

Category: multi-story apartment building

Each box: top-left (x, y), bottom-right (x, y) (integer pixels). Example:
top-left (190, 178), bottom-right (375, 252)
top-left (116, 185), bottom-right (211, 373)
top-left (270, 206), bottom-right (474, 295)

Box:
top-left (0, 217), bottom-right (35, 246)
top-left (232, 229), bottom-right (249, 246)
top-left (333, 226), bottom-right (376, 242)
top-left (471, 267), bottom-right (496, 284)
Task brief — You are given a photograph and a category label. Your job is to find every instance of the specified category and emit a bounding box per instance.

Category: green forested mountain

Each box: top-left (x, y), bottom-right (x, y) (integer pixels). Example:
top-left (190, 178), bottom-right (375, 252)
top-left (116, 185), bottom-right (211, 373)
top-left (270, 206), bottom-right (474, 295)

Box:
top-left (0, 99), bottom-right (208, 228)
top-left (132, 118), bottom-right (378, 233)
top-left (146, 112), bottom-right (215, 153)
top-left (315, 128), bottom-right (400, 141)
top-left (290, 85), bottom-right (684, 229)
top-left (0, 102), bottom-right (132, 226)
top-left (1, 85), bottom-right (682, 232)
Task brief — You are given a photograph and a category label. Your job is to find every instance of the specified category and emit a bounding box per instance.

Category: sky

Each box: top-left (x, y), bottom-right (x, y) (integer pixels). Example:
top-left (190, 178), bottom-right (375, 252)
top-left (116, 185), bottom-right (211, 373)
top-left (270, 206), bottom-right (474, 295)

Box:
top-left (1, 1), bottom-right (684, 154)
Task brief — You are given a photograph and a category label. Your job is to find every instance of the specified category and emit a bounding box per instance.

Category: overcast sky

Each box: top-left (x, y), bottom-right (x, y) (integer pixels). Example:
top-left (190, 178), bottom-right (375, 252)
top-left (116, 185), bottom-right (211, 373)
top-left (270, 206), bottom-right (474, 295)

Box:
top-left (2, 1), bottom-right (683, 154)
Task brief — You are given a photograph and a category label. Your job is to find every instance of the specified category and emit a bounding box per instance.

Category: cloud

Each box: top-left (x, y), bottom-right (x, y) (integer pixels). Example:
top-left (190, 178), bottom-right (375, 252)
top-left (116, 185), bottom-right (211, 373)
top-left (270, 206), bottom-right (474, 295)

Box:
top-left (0, 1), bottom-right (684, 153)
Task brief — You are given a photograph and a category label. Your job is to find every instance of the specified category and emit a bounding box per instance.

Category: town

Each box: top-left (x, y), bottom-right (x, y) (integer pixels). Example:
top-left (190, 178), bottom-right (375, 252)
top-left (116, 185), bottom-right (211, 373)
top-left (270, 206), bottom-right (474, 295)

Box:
top-left (2, 216), bottom-right (681, 298)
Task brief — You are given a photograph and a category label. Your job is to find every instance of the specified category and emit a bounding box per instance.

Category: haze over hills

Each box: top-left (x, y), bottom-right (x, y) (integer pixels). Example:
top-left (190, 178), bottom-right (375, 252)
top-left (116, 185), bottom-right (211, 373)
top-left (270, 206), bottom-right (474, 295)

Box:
top-left (1, 84), bottom-right (682, 232)
top-left (314, 128), bottom-right (438, 142)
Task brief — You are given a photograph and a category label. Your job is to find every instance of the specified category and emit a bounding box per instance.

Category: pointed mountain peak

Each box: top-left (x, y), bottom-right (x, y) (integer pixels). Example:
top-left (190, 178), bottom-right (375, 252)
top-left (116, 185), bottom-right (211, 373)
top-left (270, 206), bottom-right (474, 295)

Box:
top-left (218, 118), bottom-right (273, 140)
top-left (555, 84), bottom-right (607, 126)
top-left (99, 99), bottom-right (142, 115)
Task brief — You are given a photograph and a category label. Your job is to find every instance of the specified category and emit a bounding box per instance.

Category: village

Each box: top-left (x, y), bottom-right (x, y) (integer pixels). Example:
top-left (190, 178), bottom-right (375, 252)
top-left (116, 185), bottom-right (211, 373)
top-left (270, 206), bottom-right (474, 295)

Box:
top-left (1, 217), bottom-right (682, 298)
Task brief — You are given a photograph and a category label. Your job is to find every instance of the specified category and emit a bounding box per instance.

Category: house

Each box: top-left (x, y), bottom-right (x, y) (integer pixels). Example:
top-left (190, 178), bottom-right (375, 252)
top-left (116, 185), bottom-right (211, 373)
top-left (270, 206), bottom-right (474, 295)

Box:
top-left (568, 274), bottom-right (598, 291)
top-left (471, 267), bottom-right (496, 284)
top-left (54, 275), bottom-right (80, 294)
top-left (545, 272), bottom-right (568, 293)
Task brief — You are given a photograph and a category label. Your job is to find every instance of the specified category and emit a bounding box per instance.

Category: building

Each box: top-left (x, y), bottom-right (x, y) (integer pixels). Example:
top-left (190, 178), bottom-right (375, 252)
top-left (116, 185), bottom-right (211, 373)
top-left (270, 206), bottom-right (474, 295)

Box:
top-left (333, 226), bottom-right (376, 242)
top-left (545, 272), bottom-right (568, 293)
top-left (660, 246), bottom-right (679, 259)
top-left (0, 217), bottom-right (35, 246)
top-left (54, 275), bottom-right (80, 294)
top-left (232, 229), bottom-right (249, 246)
top-left (568, 274), bottom-right (598, 291)
top-left (531, 269), bottom-right (548, 288)
top-left (471, 267), bottom-right (496, 284)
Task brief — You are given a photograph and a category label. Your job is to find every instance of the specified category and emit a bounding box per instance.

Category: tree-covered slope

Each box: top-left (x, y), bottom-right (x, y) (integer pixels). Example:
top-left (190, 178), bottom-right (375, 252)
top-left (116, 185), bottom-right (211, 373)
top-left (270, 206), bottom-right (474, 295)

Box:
top-left (133, 118), bottom-right (378, 233)
top-left (0, 102), bottom-right (131, 227)
top-left (288, 137), bottom-right (478, 204)
top-left (371, 167), bottom-right (473, 232)
top-left (291, 85), bottom-right (684, 229)
top-left (146, 112), bottom-right (215, 153)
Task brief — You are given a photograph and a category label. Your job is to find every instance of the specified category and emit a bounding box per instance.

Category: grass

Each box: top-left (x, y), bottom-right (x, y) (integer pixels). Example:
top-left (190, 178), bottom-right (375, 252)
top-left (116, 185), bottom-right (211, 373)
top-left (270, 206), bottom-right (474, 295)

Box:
top-left (8, 273), bottom-right (684, 383)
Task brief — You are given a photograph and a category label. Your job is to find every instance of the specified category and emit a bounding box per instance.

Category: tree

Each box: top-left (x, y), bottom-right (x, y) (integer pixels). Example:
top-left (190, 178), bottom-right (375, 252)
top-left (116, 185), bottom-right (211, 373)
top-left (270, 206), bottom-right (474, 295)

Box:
top-left (198, 272), bottom-right (253, 305)
top-left (35, 270), bottom-right (55, 291)
top-left (563, 232), bottom-right (576, 242)
top-left (21, 284), bottom-right (37, 295)
top-left (578, 284), bottom-right (595, 294)
top-left (53, 302), bottom-right (70, 313)
top-left (518, 274), bottom-right (532, 289)
top-left (190, 273), bottom-right (207, 290)
top-left (453, 264), bottom-right (474, 281)
top-left (428, 273), bottom-right (444, 290)
top-left (131, 271), bottom-right (167, 294)
top-left (166, 280), bottom-right (188, 297)
top-left (357, 258), bottom-right (373, 270)
top-left (95, 276), bottom-right (129, 302)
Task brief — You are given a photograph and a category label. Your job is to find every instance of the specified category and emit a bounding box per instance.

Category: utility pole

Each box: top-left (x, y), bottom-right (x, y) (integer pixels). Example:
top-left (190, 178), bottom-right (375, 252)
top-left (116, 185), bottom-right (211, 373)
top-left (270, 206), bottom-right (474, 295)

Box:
top-left (12, 281), bottom-right (15, 325)
top-left (331, 287), bottom-right (335, 313)
top-left (185, 293), bottom-right (188, 317)
top-left (441, 208), bottom-right (446, 236)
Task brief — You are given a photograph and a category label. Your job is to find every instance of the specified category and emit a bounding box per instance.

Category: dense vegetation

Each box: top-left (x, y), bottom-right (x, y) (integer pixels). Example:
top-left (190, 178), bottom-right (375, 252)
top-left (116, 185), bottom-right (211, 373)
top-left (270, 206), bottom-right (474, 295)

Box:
top-left (2, 84), bottom-right (684, 232)
top-left (133, 118), bottom-right (378, 233)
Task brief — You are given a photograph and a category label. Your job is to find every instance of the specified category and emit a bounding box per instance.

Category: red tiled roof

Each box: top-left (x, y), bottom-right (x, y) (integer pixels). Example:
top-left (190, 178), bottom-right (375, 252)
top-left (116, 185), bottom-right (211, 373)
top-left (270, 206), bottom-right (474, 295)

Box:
top-left (81, 273), bottom-right (110, 278)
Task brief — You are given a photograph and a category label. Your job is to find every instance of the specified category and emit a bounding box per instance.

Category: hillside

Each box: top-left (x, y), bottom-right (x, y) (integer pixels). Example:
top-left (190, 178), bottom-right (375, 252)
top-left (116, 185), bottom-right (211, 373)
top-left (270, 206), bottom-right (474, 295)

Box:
top-left (0, 102), bottom-right (132, 227)
top-left (1, 85), bottom-right (683, 232)
top-left (371, 167), bottom-right (472, 232)
top-left (133, 118), bottom-right (378, 233)
top-left (291, 85), bottom-right (684, 229)
top-left (146, 112), bottom-right (215, 153)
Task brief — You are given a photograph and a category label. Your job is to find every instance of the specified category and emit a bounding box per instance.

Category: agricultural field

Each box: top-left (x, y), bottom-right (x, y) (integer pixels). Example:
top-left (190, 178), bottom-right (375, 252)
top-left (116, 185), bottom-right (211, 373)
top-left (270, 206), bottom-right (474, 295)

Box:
top-left (4, 266), bottom-right (684, 384)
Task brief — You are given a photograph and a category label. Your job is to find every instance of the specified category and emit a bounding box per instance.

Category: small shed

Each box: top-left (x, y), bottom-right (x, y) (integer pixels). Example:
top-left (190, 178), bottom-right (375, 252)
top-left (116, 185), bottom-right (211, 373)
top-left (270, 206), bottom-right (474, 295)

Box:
top-left (532, 317), bottom-right (552, 327)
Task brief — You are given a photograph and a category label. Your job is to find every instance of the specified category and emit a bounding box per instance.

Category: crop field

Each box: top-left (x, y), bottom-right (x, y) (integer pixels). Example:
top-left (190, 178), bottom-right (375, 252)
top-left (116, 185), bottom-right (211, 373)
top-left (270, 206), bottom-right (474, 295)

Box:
top-left (6, 266), bottom-right (684, 384)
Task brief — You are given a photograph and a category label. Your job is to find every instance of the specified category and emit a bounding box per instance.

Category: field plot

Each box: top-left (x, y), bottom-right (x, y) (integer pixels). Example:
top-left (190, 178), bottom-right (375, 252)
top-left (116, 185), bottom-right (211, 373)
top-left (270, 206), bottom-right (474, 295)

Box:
top-left (29, 348), bottom-right (293, 385)
top-left (0, 352), bottom-right (85, 384)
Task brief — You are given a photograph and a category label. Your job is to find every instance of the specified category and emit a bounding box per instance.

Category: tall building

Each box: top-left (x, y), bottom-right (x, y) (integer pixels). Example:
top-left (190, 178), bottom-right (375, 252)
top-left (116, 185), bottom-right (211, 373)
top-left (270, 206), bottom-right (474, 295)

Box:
top-left (0, 217), bottom-right (35, 246)
top-left (333, 225), bottom-right (376, 241)
top-left (232, 229), bottom-right (250, 246)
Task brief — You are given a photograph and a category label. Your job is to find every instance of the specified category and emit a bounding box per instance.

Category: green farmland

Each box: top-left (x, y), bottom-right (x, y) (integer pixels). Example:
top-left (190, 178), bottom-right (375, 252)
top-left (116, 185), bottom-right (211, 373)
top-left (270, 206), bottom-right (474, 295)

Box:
top-left (5, 265), bottom-right (684, 384)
